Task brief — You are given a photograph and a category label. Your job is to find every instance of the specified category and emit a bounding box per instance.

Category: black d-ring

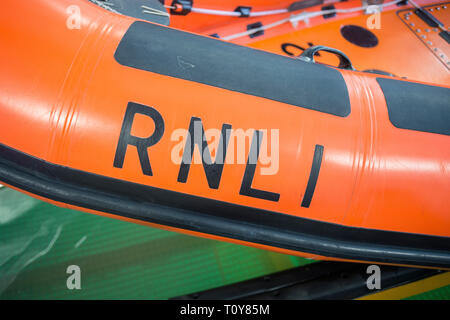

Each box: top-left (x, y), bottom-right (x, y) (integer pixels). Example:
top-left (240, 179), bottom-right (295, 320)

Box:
top-left (298, 45), bottom-right (354, 70)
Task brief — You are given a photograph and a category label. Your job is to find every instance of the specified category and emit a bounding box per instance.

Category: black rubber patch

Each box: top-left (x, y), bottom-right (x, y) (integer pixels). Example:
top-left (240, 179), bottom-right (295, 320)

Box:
top-left (115, 21), bottom-right (351, 117)
top-left (0, 143), bottom-right (449, 268)
top-left (377, 78), bottom-right (450, 136)
top-left (340, 25), bottom-right (378, 48)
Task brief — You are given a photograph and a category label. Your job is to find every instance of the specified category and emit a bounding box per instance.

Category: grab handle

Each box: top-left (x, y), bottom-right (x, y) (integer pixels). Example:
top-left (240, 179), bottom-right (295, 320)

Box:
top-left (298, 45), bottom-right (354, 70)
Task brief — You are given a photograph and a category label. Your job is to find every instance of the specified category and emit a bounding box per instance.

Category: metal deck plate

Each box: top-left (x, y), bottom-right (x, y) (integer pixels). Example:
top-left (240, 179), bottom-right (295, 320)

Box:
top-left (398, 2), bottom-right (450, 69)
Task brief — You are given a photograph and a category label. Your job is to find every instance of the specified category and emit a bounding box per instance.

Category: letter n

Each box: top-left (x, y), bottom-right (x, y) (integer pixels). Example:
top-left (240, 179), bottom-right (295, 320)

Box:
top-left (177, 117), bottom-right (231, 189)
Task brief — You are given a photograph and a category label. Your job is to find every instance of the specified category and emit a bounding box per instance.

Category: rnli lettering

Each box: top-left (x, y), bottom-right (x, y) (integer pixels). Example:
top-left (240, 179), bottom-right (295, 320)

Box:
top-left (114, 103), bottom-right (322, 206)
top-left (177, 117), bottom-right (232, 189)
top-left (239, 130), bottom-right (280, 202)
top-left (113, 102), bottom-right (165, 176)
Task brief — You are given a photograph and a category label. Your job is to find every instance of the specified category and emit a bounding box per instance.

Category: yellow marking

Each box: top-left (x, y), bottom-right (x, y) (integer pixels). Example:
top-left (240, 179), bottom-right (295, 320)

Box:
top-left (358, 272), bottom-right (450, 300)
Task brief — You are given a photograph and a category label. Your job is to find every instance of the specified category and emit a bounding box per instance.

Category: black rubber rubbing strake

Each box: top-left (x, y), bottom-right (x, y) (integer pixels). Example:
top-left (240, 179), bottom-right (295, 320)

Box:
top-left (115, 21), bottom-right (351, 117)
top-left (377, 78), bottom-right (450, 136)
top-left (0, 143), bottom-right (449, 268)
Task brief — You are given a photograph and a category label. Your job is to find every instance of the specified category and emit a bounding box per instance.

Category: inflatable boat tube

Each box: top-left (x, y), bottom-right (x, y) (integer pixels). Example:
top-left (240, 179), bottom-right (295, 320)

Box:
top-left (0, 0), bottom-right (449, 268)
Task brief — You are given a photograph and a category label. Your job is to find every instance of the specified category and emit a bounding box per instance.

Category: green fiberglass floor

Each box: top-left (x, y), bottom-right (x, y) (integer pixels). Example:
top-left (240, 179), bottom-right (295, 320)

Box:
top-left (407, 285), bottom-right (450, 300)
top-left (0, 186), bottom-right (312, 299)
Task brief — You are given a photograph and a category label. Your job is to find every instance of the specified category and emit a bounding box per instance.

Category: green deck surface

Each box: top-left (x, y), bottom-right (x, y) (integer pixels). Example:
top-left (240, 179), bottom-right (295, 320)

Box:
top-left (0, 187), bottom-right (312, 299)
top-left (406, 285), bottom-right (450, 300)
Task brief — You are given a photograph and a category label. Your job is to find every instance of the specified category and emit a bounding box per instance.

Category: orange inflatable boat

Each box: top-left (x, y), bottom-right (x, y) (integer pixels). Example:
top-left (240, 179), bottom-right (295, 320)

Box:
top-left (168, 0), bottom-right (415, 45)
top-left (0, 0), bottom-right (449, 268)
top-left (168, 0), bottom-right (450, 85)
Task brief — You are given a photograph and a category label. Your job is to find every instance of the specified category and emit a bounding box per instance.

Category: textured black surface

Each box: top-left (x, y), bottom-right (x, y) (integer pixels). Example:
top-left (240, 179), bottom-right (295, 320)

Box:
top-left (115, 21), bottom-right (351, 117)
top-left (1, 143), bottom-right (449, 267)
top-left (377, 78), bottom-right (450, 136)
top-left (340, 25), bottom-right (378, 48)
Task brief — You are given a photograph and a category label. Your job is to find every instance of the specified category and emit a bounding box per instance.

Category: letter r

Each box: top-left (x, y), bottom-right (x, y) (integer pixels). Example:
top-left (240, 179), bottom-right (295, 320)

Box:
top-left (114, 102), bottom-right (165, 176)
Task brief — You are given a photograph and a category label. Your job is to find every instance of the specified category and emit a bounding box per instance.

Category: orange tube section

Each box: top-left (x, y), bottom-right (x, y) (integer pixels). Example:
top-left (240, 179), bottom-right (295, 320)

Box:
top-left (0, 0), bottom-right (449, 267)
